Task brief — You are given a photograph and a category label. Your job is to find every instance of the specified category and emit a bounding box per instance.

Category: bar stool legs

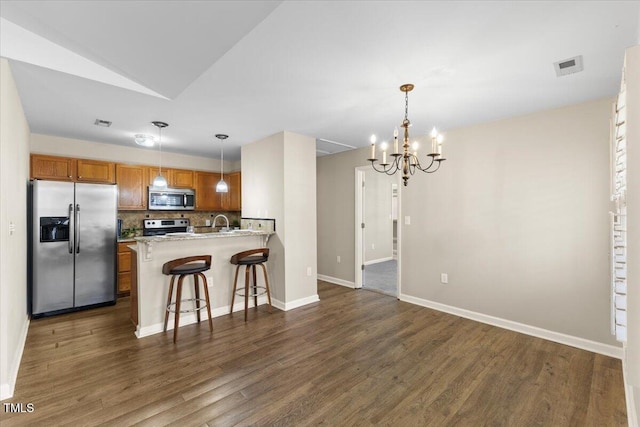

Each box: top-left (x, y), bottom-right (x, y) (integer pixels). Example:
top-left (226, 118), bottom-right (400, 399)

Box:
top-left (162, 255), bottom-right (213, 343)
top-left (229, 248), bottom-right (272, 322)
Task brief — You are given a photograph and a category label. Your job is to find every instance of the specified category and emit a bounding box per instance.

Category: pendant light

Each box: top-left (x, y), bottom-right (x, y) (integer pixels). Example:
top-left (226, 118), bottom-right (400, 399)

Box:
top-left (215, 134), bottom-right (229, 193)
top-left (151, 121), bottom-right (168, 189)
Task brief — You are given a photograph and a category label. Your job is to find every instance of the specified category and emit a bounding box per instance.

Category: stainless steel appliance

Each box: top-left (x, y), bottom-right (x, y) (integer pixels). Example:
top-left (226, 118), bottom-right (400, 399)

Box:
top-left (143, 218), bottom-right (190, 236)
top-left (29, 180), bottom-right (117, 317)
top-left (148, 187), bottom-right (195, 210)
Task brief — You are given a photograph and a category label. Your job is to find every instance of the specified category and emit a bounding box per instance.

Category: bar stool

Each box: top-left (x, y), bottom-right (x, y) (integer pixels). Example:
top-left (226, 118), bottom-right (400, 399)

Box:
top-left (229, 248), bottom-right (272, 321)
top-left (162, 255), bottom-right (213, 343)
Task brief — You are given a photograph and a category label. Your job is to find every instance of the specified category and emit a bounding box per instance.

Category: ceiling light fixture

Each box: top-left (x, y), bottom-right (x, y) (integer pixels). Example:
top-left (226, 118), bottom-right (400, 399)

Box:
top-left (215, 134), bottom-right (229, 193)
top-left (134, 134), bottom-right (155, 147)
top-left (151, 121), bottom-right (168, 190)
top-left (368, 84), bottom-right (446, 186)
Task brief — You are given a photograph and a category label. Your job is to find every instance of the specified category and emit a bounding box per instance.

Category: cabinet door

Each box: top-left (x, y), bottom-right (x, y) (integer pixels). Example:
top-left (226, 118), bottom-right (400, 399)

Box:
top-left (222, 172), bottom-right (241, 211)
top-left (116, 164), bottom-right (147, 210)
top-left (30, 154), bottom-right (75, 181)
top-left (228, 172), bottom-right (242, 211)
top-left (76, 159), bottom-right (115, 183)
top-left (195, 171), bottom-right (222, 210)
top-left (170, 169), bottom-right (195, 188)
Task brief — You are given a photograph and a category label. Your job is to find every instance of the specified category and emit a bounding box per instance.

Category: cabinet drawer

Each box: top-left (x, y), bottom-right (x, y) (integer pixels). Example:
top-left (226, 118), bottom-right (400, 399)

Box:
top-left (118, 251), bottom-right (131, 273)
top-left (118, 272), bottom-right (131, 293)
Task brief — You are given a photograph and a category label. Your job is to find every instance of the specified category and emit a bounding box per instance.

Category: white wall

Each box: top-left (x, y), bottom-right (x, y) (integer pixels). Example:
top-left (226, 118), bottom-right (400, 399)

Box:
top-left (623, 45), bottom-right (640, 426)
top-left (364, 170), bottom-right (394, 263)
top-left (30, 133), bottom-right (241, 172)
top-left (242, 131), bottom-right (318, 307)
top-left (0, 58), bottom-right (31, 400)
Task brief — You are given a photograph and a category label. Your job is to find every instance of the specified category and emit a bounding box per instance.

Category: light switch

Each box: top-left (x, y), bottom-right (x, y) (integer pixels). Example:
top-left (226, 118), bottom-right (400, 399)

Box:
top-left (404, 216), bottom-right (411, 225)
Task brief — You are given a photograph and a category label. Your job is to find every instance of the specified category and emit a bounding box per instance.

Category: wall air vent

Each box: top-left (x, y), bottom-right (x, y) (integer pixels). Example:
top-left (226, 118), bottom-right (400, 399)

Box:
top-left (94, 119), bottom-right (112, 127)
top-left (554, 55), bottom-right (584, 77)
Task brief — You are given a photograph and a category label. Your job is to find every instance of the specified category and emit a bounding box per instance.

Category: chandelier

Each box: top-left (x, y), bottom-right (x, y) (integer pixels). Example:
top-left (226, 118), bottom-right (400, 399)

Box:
top-left (368, 84), bottom-right (446, 186)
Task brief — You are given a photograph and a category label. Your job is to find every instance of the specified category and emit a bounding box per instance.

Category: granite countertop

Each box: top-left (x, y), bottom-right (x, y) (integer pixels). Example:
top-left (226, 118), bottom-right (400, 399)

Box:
top-left (117, 237), bottom-right (137, 243)
top-left (133, 230), bottom-right (273, 243)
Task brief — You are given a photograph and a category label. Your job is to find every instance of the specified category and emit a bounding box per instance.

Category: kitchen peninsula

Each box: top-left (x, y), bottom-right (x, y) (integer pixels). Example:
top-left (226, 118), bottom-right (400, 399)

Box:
top-left (130, 230), bottom-right (273, 338)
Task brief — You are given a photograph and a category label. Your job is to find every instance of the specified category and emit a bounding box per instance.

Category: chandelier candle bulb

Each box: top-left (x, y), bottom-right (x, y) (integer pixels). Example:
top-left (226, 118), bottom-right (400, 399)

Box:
top-left (369, 135), bottom-right (377, 159)
top-left (437, 134), bottom-right (444, 156)
top-left (431, 127), bottom-right (438, 154)
top-left (381, 142), bottom-right (388, 165)
top-left (393, 127), bottom-right (399, 154)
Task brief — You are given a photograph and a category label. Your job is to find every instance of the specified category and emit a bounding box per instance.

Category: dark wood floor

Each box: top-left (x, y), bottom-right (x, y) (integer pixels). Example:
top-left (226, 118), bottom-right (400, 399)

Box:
top-left (1, 282), bottom-right (627, 426)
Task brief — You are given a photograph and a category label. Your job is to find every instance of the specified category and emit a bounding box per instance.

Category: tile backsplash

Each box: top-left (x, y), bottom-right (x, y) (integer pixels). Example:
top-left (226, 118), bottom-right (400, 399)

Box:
top-left (118, 210), bottom-right (241, 235)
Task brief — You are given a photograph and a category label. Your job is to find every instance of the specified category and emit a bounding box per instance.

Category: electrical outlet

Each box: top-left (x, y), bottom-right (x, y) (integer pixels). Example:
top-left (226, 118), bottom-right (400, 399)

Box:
top-left (404, 216), bottom-right (411, 225)
top-left (440, 273), bottom-right (448, 284)
top-left (372, 243), bottom-right (375, 250)
top-left (306, 267), bottom-right (312, 276)
top-left (337, 256), bottom-right (341, 263)
top-left (207, 276), bottom-right (213, 287)
top-left (205, 219), bottom-right (211, 226)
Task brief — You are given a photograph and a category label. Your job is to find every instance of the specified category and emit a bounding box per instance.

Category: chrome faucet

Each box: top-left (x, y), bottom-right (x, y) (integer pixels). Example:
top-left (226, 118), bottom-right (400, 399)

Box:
top-left (212, 214), bottom-right (230, 232)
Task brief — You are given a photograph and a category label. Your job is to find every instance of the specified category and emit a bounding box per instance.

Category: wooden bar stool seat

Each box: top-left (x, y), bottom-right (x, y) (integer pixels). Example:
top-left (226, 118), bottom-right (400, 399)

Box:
top-left (229, 248), bottom-right (272, 321)
top-left (162, 255), bottom-right (213, 343)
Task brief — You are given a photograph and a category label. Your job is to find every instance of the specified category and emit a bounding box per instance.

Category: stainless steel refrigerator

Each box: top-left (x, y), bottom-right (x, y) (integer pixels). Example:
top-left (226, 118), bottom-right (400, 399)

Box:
top-left (29, 180), bottom-right (117, 317)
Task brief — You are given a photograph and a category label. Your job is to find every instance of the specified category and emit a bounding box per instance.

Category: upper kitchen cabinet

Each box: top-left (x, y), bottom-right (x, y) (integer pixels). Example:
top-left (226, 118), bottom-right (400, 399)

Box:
top-left (31, 154), bottom-right (115, 184)
top-left (195, 171), bottom-right (222, 211)
top-left (116, 164), bottom-right (147, 210)
top-left (30, 154), bottom-right (76, 181)
top-left (76, 159), bottom-right (115, 183)
top-left (222, 172), bottom-right (241, 211)
top-left (169, 168), bottom-right (195, 189)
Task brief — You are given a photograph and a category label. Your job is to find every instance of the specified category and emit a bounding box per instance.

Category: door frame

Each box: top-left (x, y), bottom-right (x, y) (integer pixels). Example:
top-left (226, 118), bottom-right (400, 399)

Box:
top-left (355, 166), bottom-right (401, 296)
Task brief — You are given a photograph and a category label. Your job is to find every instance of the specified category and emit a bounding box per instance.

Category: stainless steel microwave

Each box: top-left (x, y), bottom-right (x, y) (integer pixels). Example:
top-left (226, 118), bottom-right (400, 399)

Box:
top-left (148, 187), bottom-right (195, 210)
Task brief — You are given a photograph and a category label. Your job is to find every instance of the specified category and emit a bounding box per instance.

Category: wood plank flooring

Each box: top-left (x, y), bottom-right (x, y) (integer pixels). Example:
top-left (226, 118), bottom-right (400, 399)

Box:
top-left (1, 281), bottom-right (627, 426)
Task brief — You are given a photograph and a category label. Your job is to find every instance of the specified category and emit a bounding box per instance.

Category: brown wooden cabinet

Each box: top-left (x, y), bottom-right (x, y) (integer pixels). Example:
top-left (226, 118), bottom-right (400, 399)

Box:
top-left (31, 154), bottom-right (115, 184)
top-left (30, 154), bottom-right (76, 181)
top-left (117, 242), bottom-right (132, 296)
top-left (222, 172), bottom-right (241, 211)
top-left (76, 159), bottom-right (115, 183)
top-left (170, 168), bottom-right (195, 188)
top-left (116, 164), bottom-right (147, 210)
top-left (195, 171), bottom-right (222, 211)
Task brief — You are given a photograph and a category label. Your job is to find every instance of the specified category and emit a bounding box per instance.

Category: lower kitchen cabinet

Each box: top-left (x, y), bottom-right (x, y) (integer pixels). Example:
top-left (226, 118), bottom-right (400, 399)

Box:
top-left (117, 242), bottom-right (132, 296)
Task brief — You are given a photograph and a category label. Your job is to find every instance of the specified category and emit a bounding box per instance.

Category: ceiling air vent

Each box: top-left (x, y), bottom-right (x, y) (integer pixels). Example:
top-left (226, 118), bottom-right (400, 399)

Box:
top-left (554, 55), bottom-right (583, 77)
top-left (94, 119), bottom-right (112, 127)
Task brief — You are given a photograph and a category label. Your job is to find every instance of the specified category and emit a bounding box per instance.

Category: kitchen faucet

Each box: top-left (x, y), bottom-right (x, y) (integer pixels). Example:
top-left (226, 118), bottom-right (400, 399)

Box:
top-left (212, 214), bottom-right (230, 232)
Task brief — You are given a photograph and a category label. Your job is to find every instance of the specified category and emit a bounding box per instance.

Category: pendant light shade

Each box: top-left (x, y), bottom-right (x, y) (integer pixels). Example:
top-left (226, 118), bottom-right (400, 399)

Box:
top-left (151, 121), bottom-right (168, 190)
top-left (215, 134), bottom-right (229, 193)
top-left (216, 178), bottom-right (228, 193)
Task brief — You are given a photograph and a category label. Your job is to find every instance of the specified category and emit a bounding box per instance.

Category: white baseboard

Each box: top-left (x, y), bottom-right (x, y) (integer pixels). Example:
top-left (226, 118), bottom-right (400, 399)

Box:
top-left (0, 315), bottom-right (30, 400)
top-left (399, 293), bottom-right (623, 359)
top-left (364, 257), bottom-right (394, 266)
top-left (135, 296), bottom-right (268, 339)
top-left (318, 274), bottom-right (355, 288)
top-left (272, 294), bottom-right (320, 311)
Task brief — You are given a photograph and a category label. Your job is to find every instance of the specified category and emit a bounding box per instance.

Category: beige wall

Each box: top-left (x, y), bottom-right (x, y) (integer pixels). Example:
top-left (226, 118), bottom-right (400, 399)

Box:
top-left (317, 97), bottom-right (619, 348)
top-left (30, 133), bottom-right (241, 172)
top-left (0, 59), bottom-right (31, 399)
top-left (401, 97), bottom-right (617, 346)
top-left (242, 131), bottom-right (318, 305)
top-left (317, 148), bottom-right (370, 283)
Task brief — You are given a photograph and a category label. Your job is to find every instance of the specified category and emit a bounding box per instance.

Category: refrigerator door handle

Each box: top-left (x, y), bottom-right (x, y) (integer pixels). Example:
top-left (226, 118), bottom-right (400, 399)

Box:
top-left (68, 203), bottom-right (74, 254)
top-left (75, 204), bottom-right (81, 254)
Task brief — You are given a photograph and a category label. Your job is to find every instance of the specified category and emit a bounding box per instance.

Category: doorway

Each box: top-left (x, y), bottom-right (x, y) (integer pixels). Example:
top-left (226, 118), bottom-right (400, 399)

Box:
top-left (355, 167), bottom-right (400, 297)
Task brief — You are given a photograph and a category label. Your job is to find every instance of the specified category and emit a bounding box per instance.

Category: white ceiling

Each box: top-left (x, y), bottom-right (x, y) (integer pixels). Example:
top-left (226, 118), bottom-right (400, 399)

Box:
top-left (1, 1), bottom-right (638, 161)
